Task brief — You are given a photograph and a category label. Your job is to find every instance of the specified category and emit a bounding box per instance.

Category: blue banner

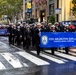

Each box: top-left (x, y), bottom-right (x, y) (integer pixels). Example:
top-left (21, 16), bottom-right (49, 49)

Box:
top-left (40, 32), bottom-right (76, 48)
top-left (0, 29), bottom-right (7, 35)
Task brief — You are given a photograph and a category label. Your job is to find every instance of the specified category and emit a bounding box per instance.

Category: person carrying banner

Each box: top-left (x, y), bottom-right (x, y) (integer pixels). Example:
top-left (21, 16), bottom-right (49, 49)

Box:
top-left (35, 22), bottom-right (42, 55)
top-left (50, 25), bottom-right (56, 55)
top-left (64, 24), bottom-right (71, 54)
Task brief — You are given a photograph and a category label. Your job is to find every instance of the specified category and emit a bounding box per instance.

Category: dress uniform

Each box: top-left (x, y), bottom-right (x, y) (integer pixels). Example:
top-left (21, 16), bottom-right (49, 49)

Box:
top-left (47, 23), bottom-right (52, 32)
top-left (30, 25), bottom-right (36, 47)
top-left (7, 23), bottom-right (13, 44)
top-left (64, 24), bottom-right (71, 54)
top-left (54, 22), bottom-right (60, 32)
top-left (12, 25), bottom-right (17, 45)
top-left (21, 22), bottom-right (26, 48)
top-left (16, 24), bottom-right (22, 46)
top-left (50, 25), bottom-right (56, 55)
top-left (24, 25), bottom-right (32, 50)
top-left (35, 23), bottom-right (42, 55)
top-left (41, 22), bottom-right (47, 32)
top-left (58, 22), bottom-right (64, 32)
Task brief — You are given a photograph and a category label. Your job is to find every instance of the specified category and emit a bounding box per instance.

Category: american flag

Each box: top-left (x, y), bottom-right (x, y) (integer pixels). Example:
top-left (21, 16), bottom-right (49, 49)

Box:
top-left (41, 0), bottom-right (47, 4)
top-left (34, 0), bottom-right (39, 4)
top-left (34, 0), bottom-right (47, 5)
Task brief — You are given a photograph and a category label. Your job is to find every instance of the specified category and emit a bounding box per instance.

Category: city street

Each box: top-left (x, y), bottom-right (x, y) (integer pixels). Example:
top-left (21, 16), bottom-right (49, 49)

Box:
top-left (0, 37), bottom-right (76, 75)
top-left (0, 0), bottom-right (76, 75)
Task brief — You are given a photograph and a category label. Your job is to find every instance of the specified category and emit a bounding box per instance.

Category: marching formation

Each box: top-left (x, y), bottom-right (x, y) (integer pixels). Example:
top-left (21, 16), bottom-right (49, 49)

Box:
top-left (7, 21), bottom-right (76, 55)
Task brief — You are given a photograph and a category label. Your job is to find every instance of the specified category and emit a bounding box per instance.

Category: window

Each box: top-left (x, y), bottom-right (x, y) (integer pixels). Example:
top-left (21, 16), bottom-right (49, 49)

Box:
top-left (49, 3), bottom-right (54, 15)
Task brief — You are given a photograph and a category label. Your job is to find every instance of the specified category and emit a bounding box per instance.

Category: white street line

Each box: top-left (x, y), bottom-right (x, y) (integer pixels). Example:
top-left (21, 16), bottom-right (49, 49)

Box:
top-left (0, 41), bottom-right (7, 46)
top-left (11, 45), bottom-right (24, 51)
top-left (0, 62), bottom-right (6, 70)
top-left (16, 52), bottom-right (50, 66)
top-left (69, 52), bottom-right (76, 56)
top-left (45, 50), bottom-right (76, 61)
top-left (1, 53), bottom-right (28, 68)
top-left (31, 51), bottom-right (65, 64)
top-left (23, 63), bottom-right (29, 67)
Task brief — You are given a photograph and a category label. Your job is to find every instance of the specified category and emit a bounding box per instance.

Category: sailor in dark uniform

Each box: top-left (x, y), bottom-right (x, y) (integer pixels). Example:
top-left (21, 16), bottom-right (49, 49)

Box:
top-left (21, 22), bottom-right (26, 48)
top-left (24, 25), bottom-right (32, 50)
top-left (41, 22), bottom-right (47, 32)
top-left (30, 24), bottom-right (36, 47)
top-left (8, 23), bottom-right (13, 44)
top-left (12, 25), bottom-right (17, 45)
top-left (50, 25), bottom-right (56, 55)
top-left (47, 23), bottom-right (52, 32)
top-left (54, 22), bottom-right (60, 32)
top-left (16, 24), bottom-right (22, 46)
top-left (35, 23), bottom-right (42, 55)
top-left (58, 22), bottom-right (64, 32)
top-left (64, 24), bottom-right (71, 54)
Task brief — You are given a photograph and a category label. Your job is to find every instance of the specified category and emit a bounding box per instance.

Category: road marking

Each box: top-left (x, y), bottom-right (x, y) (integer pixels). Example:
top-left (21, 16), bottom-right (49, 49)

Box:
top-left (11, 45), bottom-right (23, 51)
top-left (0, 41), bottom-right (7, 45)
top-left (58, 50), bottom-right (76, 56)
top-left (31, 51), bottom-right (65, 64)
top-left (11, 44), bottom-right (50, 66)
top-left (23, 63), bottom-right (29, 67)
top-left (0, 62), bottom-right (6, 70)
top-left (45, 50), bottom-right (76, 61)
top-left (16, 51), bottom-right (50, 66)
top-left (0, 53), bottom-right (28, 68)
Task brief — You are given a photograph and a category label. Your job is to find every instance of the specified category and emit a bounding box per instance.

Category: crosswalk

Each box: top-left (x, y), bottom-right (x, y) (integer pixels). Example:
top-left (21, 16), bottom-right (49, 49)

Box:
top-left (44, 50), bottom-right (76, 61)
top-left (0, 50), bottom-right (76, 71)
top-left (0, 40), bottom-right (76, 71)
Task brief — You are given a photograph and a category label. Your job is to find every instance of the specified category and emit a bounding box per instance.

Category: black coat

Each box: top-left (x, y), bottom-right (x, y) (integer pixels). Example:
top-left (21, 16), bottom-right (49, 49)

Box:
top-left (7, 26), bottom-right (13, 36)
top-left (55, 27), bottom-right (60, 32)
top-left (24, 29), bottom-right (32, 39)
top-left (58, 25), bottom-right (64, 32)
top-left (16, 28), bottom-right (21, 37)
top-left (13, 28), bottom-right (17, 37)
top-left (21, 27), bottom-right (26, 38)
top-left (34, 28), bottom-right (43, 45)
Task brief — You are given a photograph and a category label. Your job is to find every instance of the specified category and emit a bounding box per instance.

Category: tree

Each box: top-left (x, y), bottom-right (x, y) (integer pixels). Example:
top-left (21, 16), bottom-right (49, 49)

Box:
top-left (0, 0), bottom-right (23, 22)
top-left (72, 0), bottom-right (76, 17)
top-left (49, 15), bottom-right (55, 24)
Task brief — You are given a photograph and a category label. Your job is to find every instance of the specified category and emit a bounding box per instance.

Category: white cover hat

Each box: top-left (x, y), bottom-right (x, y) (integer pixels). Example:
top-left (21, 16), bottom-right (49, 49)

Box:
top-left (37, 22), bottom-right (41, 26)
top-left (27, 25), bottom-right (30, 28)
top-left (51, 25), bottom-right (55, 28)
top-left (54, 22), bottom-right (59, 25)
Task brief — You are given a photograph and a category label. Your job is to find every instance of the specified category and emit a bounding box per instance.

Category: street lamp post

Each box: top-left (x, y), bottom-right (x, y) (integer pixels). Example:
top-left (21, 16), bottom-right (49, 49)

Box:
top-left (57, 0), bottom-right (59, 22)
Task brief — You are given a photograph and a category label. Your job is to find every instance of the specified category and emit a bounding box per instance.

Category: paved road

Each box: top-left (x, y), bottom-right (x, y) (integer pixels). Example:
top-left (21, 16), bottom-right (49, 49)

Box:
top-left (0, 37), bottom-right (76, 75)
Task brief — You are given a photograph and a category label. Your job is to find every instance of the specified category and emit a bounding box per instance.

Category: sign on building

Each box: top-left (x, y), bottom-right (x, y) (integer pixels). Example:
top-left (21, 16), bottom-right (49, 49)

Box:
top-left (55, 8), bottom-right (62, 14)
top-left (27, 3), bottom-right (32, 9)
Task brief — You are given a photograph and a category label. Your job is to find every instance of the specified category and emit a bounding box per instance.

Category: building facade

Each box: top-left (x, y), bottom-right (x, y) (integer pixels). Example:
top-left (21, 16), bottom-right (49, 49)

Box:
top-left (23, 0), bottom-right (75, 22)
